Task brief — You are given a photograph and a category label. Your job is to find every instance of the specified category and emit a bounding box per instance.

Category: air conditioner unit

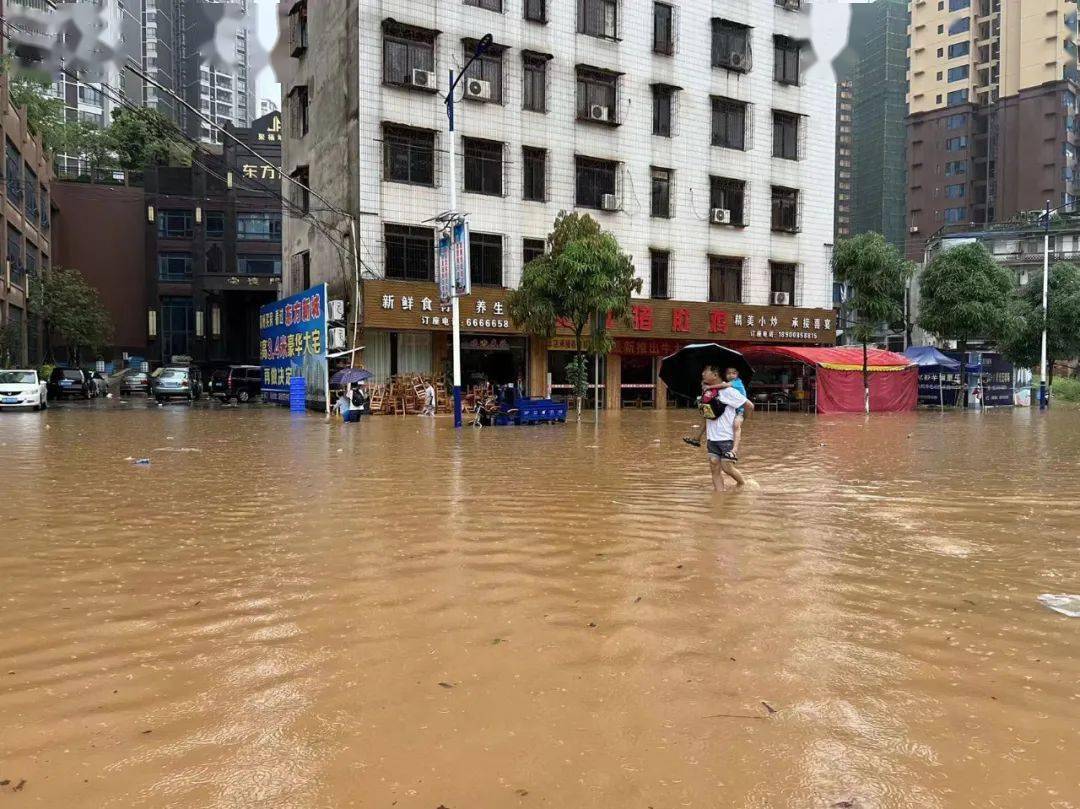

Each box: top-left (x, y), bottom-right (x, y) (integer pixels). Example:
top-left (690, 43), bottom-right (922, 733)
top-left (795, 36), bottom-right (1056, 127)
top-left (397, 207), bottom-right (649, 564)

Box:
top-left (771, 292), bottom-right (791, 306)
top-left (464, 78), bottom-right (492, 100)
top-left (588, 104), bottom-right (610, 122)
top-left (411, 69), bottom-right (436, 89)
top-left (328, 299), bottom-right (346, 321)
top-left (600, 194), bottom-right (619, 211)
top-left (711, 208), bottom-right (732, 225)
top-left (783, 0), bottom-right (801, 10)
top-left (909, 225), bottom-right (920, 234)
top-left (328, 327), bottom-right (347, 351)
top-left (728, 52), bottom-right (746, 70)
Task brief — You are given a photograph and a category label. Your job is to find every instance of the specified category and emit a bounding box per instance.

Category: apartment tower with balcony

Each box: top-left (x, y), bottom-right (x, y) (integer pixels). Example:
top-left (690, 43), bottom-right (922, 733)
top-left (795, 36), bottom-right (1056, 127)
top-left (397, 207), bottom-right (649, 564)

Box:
top-left (906, 0), bottom-right (1080, 258)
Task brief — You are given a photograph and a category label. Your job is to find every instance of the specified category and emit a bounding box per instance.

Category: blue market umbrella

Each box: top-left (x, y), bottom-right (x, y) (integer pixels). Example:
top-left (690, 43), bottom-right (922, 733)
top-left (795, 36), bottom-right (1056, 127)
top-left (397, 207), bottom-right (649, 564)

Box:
top-left (330, 368), bottom-right (374, 387)
top-left (658, 343), bottom-right (754, 399)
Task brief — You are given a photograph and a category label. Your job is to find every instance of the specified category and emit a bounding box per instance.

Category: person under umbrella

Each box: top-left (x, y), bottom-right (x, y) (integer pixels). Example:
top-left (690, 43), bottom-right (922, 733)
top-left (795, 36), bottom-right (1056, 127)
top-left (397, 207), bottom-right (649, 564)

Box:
top-left (683, 366), bottom-right (748, 458)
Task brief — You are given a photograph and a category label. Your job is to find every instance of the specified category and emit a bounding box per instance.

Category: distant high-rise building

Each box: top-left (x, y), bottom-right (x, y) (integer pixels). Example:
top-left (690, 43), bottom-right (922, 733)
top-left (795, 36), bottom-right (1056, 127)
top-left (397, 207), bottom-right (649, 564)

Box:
top-left (182, 0), bottom-right (254, 145)
top-left (906, 0), bottom-right (1080, 258)
top-left (834, 0), bottom-right (908, 252)
top-left (259, 98), bottom-right (278, 117)
top-left (835, 80), bottom-right (854, 242)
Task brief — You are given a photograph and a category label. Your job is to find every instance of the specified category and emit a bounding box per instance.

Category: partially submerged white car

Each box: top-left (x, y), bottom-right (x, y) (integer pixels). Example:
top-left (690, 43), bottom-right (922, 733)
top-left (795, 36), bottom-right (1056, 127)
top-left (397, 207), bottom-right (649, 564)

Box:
top-left (0, 369), bottom-right (48, 411)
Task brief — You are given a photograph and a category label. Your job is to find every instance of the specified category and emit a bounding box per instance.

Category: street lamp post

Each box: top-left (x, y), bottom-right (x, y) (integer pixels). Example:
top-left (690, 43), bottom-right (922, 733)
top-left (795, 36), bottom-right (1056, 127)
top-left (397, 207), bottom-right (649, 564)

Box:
top-left (445, 35), bottom-right (493, 428)
top-left (1040, 199), bottom-right (1051, 410)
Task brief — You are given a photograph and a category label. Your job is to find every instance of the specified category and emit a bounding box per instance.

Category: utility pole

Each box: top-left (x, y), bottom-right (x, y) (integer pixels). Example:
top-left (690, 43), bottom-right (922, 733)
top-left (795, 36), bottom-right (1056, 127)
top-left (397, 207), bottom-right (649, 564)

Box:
top-left (445, 35), bottom-right (492, 428)
top-left (1040, 199), bottom-right (1050, 410)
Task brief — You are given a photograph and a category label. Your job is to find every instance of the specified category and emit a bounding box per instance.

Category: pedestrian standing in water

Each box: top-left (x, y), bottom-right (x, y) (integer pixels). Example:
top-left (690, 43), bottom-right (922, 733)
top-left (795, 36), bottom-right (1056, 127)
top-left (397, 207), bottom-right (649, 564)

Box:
top-left (420, 380), bottom-right (436, 417)
top-left (698, 365), bottom-right (753, 492)
top-left (684, 366), bottom-right (748, 459)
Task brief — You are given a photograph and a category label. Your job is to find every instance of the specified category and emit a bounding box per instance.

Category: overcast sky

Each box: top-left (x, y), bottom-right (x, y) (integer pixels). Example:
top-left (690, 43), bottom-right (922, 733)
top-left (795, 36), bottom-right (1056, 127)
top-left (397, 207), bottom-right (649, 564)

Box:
top-left (254, 0), bottom-right (281, 109)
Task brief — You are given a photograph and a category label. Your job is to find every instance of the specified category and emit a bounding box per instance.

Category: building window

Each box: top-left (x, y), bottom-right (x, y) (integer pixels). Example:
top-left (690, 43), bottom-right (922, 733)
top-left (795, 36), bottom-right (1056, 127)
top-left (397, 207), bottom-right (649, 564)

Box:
top-left (712, 19), bottom-right (751, 72)
top-left (653, 3), bottom-right (674, 55)
top-left (575, 156), bottom-right (618, 209)
top-left (161, 297), bottom-right (194, 361)
top-left (650, 250), bottom-right (670, 299)
top-left (39, 184), bottom-right (49, 232)
top-left (948, 65), bottom-right (969, 82)
top-left (462, 39), bottom-right (504, 103)
top-left (944, 206), bottom-right (967, 223)
top-left (205, 211), bottom-right (225, 238)
top-left (949, 16), bottom-right (971, 34)
top-left (237, 212), bottom-right (283, 241)
top-left (710, 177), bottom-right (745, 226)
top-left (946, 113), bottom-right (967, 129)
top-left (773, 35), bottom-right (801, 85)
top-left (708, 257), bottom-right (742, 303)
top-left (291, 166), bottom-right (310, 214)
top-left (576, 67), bottom-right (618, 123)
top-left (383, 124), bottom-right (435, 186)
top-left (205, 244), bottom-right (224, 274)
top-left (578, 0), bottom-right (618, 39)
top-left (524, 0), bottom-right (546, 23)
top-left (945, 136), bottom-right (968, 151)
top-left (948, 41), bottom-right (970, 59)
top-left (771, 187), bottom-right (799, 232)
top-left (158, 209), bottom-right (193, 239)
top-left (523, 238), bottom-right (545, 266)
top-left (470, 232), bottom-right (503, 287)
top-left (711, 97), bottom-right (747, 150)
top-left (6, 225), bottom-right (23, 288)
top-left (772, 111), bottom-right (799, 160)
top-left (522, 52), bottom-right (548, 113)
top-left (5, 139), bottom-right (21, 204)
top-left (522, 147), bottom-right (546, 201)
top-left (238, 255), bottom-right (283, 276)
top-left (289, 1), bottom-right (308, 56)
top-left (650, 167), bottom-right (672, 218)
top-left (463, 137), bottom-right (503, 196)
top-left (464, 0), bottom-right (502, 10)
top-left (383, 22), bottom-right (436, 88)
top-left (291, 251), bottom-right (311, 290)
top-left (945, 183), bottom-right (966, 199)
top-left (158, 252), bottom-right (193, 281)
top-left (24, 165), bottom-right (38, 222)
top-left (385, 224), bottom-right (434, 281)
top-left (288, 84), bottom-right (309, 136)
top-left (770, 262), bottom-right (796, 304)
top-left (945, 160), bottom-right (967, 176)
top-left (947, 89), bottom-right (969, 106)
top-left (652, 84), bottom-right (674, 136)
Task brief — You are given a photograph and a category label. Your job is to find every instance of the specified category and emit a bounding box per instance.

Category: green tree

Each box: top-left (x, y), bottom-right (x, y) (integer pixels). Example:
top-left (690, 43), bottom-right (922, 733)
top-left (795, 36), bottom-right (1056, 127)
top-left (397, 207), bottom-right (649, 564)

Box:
top-left (508, 212), bottom-right (641, 417)
top-left (104, 106), bottom-right (192, 171)
top-left (1000, 262), bottom-right (1080, 383)
top-left (28, 267), bottom-right (113, 365)
top-left (917, 242), bottom-right (1016, 399)
top-left (0, 319), bottom-right (22, 366)
top-left (833, 232), bottom-right (915, 412)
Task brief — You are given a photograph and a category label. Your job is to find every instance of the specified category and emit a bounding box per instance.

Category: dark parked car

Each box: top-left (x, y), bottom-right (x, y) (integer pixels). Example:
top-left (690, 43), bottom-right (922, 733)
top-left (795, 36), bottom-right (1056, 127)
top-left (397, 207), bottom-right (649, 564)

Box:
top-left (47, 368), bottom-right (93, 399)
top-left (118, 369), bottom-right (152, 397)
top-left (150, 366), bottom-right (204, 403)
top-left (210, 365), bottom-right (263, 403)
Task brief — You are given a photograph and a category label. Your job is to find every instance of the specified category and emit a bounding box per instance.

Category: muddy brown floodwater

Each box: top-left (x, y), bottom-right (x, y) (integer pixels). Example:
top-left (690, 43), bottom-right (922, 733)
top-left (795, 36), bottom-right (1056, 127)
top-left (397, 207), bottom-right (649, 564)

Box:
top-left (1, 401), bottom-right (1079, 808)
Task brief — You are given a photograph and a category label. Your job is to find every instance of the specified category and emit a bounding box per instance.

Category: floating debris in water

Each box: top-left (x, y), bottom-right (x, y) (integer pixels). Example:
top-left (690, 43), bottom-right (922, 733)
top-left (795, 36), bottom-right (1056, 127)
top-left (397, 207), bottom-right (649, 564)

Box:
top-left (1038, 594), bottom-right (1080, 617)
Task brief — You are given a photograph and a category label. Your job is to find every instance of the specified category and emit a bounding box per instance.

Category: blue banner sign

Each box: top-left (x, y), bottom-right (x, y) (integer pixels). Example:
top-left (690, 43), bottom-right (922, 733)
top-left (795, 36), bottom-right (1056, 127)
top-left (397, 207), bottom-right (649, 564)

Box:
top-left (259, 283), bottom-right (328, 409)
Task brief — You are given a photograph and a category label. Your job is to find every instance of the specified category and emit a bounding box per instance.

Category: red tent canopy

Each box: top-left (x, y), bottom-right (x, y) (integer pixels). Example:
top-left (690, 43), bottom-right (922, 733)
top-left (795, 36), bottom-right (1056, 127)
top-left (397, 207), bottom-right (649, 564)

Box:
top-left (740, 346), bottom-right (917, 414)
top-left (741, 345), bottom-right (913, 370)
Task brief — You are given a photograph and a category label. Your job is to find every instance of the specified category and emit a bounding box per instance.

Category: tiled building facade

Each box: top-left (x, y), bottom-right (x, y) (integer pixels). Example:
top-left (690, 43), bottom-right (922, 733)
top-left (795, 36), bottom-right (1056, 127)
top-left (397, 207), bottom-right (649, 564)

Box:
top-left (0, 74), bottom-right (52, 367)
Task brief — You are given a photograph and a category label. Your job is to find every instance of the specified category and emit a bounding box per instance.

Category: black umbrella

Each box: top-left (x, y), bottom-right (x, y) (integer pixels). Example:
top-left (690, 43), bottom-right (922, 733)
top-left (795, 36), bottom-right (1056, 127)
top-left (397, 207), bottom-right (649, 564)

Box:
top-left (658, 343), bottom-right (754, 399)
top-left (330, 368), bottom-right (374, 387)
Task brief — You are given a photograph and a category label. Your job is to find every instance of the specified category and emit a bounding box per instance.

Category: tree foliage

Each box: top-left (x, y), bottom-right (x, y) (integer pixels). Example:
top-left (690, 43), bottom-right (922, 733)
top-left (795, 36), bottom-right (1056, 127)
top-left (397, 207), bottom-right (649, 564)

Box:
top-left (6, 68), bottom-right (73, 157)
top-left (917, 242), bottom-right (1015, 345)
top-left (104, 107), bottom-right (192, 171)
top-left (1000, 262), bottom-right (1080, 371)
top-left (833, 232), bottom-right (915, 411)
top-left (508, 212), bottom-right (640, 412)
top-left (0, 320), bottom-right (22, 367)
top-left (29, 267), bottom-right (113, 365)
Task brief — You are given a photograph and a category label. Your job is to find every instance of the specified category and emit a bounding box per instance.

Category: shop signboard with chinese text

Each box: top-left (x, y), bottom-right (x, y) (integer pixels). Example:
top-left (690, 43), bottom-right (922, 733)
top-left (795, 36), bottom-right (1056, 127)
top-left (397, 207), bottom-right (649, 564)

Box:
top-left (365, 280), bottom-right (515, 334)
top-left (259, 283), bottom-right (328, 409)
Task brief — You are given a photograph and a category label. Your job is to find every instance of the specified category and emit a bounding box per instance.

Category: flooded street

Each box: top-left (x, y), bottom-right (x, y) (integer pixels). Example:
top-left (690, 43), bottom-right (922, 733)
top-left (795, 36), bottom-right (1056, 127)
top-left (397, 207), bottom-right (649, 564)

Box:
top-left (1, 402), bottom-right (1079, 808)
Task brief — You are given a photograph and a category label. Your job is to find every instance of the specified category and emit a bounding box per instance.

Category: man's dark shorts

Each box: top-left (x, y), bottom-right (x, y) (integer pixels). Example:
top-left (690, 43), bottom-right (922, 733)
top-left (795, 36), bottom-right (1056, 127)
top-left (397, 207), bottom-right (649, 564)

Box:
top-left (707, 440), bottom-right (735, 460)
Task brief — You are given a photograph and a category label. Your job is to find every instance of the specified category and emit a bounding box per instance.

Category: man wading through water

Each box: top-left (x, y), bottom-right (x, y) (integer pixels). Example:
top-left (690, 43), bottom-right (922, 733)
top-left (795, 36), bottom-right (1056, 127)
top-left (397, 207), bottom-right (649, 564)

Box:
top-left (698, 365), bottom-right (753, 492)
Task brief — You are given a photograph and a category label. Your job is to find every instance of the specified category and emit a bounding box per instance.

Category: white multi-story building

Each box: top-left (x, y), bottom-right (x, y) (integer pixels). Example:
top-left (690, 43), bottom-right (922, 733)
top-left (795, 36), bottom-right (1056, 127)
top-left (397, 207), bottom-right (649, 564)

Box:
top-left (282, 0), bottom-right (837, 406)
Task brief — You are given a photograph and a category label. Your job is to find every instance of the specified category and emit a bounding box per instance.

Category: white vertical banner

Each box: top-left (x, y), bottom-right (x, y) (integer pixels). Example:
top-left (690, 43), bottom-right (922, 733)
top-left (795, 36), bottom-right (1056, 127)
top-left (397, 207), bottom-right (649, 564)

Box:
top-left (453, 220), bottom-right (471, 297)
